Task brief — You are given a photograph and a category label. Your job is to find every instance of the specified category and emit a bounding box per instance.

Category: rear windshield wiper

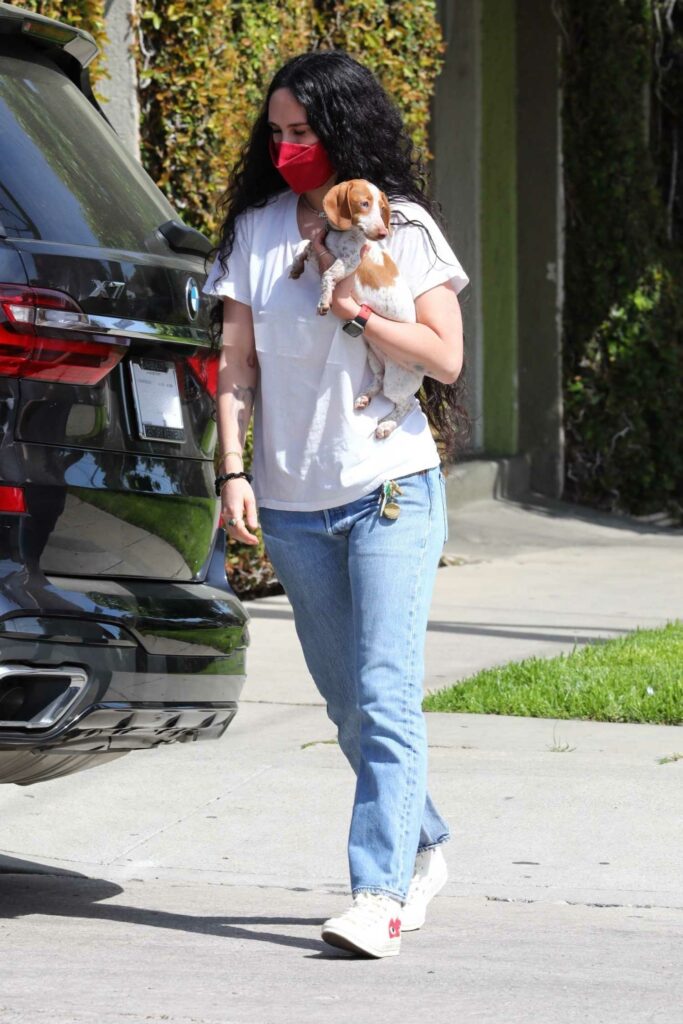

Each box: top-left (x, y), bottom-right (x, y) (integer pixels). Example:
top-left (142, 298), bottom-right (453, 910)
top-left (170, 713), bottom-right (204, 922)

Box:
top-left (157, 219), bottom-right (213, 257)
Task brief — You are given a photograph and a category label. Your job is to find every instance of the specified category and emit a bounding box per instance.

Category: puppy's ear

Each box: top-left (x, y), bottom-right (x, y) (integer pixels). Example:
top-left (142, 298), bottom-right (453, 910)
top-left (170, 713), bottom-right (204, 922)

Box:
top-left (379, 191), bottom-right (392, 234)
top-left (323, 182), bottom-right (353, 230)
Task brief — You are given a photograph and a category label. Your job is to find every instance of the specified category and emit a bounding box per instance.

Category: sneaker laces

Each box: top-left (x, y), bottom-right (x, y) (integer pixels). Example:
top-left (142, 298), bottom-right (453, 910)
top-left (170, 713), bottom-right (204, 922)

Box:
top-left (405, 850), bottom-right (434, 902)
top-left (340, 892), bottom-right (400, 924)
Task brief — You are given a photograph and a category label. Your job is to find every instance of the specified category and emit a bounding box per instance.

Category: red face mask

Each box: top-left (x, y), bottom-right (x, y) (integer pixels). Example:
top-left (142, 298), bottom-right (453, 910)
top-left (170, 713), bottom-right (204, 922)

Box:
top-left (269, 137), bottom-right (335, 194)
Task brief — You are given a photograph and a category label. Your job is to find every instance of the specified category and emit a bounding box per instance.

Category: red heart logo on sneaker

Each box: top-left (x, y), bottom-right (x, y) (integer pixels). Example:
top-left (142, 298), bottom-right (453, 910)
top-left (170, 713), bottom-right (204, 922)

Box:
top-left (388, 917), bottom-right (401, 939)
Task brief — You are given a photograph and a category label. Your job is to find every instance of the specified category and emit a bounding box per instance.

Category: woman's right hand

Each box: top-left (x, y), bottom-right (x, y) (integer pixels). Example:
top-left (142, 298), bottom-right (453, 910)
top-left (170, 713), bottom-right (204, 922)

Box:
top-left (221, 478), bottom-right (260, 546)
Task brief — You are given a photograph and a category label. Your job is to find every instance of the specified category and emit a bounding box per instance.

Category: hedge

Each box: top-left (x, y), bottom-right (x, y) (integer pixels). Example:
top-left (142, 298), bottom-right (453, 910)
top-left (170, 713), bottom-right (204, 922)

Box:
top-left (130, 1), bottom-right (444, 237)
top-left (558, 1), bottom-right (683, 518)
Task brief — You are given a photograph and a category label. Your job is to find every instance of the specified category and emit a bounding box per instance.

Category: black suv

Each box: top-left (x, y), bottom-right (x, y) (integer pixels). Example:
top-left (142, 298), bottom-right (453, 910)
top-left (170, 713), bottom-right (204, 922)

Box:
top-left (0, 4), bottom-right (248, 786)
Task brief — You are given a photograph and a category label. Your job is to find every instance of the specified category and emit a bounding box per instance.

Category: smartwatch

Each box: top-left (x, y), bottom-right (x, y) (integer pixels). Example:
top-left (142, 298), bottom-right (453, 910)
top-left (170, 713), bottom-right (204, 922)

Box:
top-left (342, 303), bottom-right (373, 338)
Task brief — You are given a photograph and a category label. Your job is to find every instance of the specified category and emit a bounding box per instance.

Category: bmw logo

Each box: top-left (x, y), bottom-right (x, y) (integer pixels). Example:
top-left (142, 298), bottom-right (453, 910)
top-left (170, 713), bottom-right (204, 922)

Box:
top-left (186, 277), bottom-right (200, 320)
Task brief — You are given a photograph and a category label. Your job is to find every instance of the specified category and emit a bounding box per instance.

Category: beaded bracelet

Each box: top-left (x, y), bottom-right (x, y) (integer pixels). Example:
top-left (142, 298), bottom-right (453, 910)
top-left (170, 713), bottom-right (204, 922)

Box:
top-left (214, 470), bottom-right (253, 496)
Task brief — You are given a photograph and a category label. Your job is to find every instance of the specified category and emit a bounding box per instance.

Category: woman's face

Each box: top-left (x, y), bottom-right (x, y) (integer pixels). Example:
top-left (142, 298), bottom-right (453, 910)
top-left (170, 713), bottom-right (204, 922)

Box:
top-left (267, 88), bottom-right (318, 146)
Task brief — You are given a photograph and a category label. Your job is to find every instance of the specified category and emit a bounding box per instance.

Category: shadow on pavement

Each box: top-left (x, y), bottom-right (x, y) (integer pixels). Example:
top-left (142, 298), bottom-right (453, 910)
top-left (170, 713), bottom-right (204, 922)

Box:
top-left (246, 604), bottom-right (294, 620)
top-left (0, 853), bottom-right (98, 877)
top-left (0, 856), bottom-right (329, 953)
top-left (426, 621), bottom-right (632, 642)
top-left (246, 607), bottom-right (637, 641)
top-left (511, 494), bottom-right (682, 535)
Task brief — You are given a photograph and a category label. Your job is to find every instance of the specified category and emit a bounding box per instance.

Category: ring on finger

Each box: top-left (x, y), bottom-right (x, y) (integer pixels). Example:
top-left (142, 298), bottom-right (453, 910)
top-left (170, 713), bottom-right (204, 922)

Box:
top-left (226, 516), bottom-right (243, 528)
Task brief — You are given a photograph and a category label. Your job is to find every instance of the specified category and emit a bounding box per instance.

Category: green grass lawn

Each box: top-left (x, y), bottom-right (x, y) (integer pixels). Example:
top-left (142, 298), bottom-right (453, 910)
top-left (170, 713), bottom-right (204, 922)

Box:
top-left (423, 622), bottom-right (683, 725)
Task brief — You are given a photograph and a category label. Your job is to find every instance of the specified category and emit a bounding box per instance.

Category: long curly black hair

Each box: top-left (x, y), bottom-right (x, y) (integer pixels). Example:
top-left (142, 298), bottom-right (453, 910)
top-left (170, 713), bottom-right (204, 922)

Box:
top-left (207, 49), bottom-right (469, 458)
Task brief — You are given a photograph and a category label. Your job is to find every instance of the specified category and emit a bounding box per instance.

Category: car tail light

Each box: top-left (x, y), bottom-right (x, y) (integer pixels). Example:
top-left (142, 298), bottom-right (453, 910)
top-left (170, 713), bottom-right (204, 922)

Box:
top-left (187, 351), bottom-right (219, 399)
top-left (0, 486), bottom-right (26, 514)
top-left (0, 285), bottom-right (127, 384)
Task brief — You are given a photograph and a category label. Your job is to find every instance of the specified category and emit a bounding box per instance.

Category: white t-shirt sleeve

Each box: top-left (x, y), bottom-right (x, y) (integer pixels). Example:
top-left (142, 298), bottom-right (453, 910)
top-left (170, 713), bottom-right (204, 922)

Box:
top-left (390, 203), bottom-right (469, 299)
top-left (201, 216), bottom-right (252, 306)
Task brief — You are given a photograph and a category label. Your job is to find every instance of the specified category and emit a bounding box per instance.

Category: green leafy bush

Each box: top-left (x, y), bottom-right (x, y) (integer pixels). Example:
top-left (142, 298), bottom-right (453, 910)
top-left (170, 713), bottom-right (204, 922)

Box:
top-left (559, 2), bottom-right (683, 518)
top-left (131, 1), bottom-right (444, 237)
top-left (565, 262), bottom-right (683, 512)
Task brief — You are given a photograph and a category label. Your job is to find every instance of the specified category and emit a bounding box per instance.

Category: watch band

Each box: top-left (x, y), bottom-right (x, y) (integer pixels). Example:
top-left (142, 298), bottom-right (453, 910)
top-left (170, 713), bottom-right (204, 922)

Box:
top-left (354, 304), bottom-right (373, 328)
top-left (343, 303), bottom-right (373, 336)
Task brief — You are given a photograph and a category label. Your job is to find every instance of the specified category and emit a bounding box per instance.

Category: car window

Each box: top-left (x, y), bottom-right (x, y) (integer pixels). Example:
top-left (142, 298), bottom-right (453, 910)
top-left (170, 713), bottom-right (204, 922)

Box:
top-left (0, 47), bottom-right (177, 250)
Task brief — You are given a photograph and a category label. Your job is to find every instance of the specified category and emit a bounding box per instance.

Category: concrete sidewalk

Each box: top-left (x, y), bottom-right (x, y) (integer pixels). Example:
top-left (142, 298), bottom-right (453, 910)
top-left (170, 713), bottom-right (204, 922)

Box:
top-left (247, 494), bottom-right (683, 699)
top-left (1, 497), bottom-right (681, 1024)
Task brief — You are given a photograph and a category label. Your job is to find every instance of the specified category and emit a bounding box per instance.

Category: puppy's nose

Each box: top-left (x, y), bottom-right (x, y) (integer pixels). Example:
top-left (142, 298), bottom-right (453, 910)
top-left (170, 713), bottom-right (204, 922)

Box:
top-left (376, 226), bottom-right (388, 238)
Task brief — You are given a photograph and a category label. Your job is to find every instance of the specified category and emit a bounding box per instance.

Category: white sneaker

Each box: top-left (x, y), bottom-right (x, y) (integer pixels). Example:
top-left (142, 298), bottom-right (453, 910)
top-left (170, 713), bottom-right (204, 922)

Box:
top-left (321, 892), bottom-right (403, 957)
top-left (401, 845), bottom-right (448, 931)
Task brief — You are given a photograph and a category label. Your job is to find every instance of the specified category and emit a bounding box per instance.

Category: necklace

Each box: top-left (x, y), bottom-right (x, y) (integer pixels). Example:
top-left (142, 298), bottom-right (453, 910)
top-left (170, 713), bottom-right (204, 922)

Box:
top-left (297, 193), bottom-right (326, 240)
top-left (300, 193), bottom-right (319, 214)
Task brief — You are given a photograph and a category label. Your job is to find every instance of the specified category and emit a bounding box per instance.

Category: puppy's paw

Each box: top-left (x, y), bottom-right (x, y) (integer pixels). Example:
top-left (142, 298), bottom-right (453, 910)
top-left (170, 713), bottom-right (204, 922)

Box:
top-left (354, 394), bottom-right (371, 410)
top-left (317, 303), bottom-right (330, 316)
top-left (289, 267), bottom-right (303, 280)
top-left (375, 421), bottom-right (397, 439)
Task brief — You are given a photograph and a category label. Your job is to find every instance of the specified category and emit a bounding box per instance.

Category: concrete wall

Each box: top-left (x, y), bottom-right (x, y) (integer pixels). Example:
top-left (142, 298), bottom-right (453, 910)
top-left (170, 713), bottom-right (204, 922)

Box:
top-left (97, 0), bottom-right (140, 160)
top-left (432, 0), bottom-right (484, 451)
top-left (480, 0), bottom-right (518, 456)
top-left (516, 0), bottom-right (564, 496)
top-left (433, 0), bottom-right (563, 495)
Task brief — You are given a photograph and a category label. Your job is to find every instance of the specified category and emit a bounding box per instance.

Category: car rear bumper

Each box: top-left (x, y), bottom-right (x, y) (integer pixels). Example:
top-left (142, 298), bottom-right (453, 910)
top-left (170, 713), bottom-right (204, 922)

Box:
top-left (0, 634), bottom-right (244, 751)
top-left (0, 530), bottom-right (249, 775)
top-left (52, 701), bottom-right (239, 749)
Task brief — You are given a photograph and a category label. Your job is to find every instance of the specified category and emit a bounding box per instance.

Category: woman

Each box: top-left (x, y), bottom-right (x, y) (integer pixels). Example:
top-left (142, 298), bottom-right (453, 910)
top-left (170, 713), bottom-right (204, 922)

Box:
top-left (203, 50), bottom-right (468, 959)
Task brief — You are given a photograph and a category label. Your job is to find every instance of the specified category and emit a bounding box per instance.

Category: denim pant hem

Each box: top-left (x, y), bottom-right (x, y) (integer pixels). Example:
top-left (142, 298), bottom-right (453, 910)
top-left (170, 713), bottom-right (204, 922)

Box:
top-left (416, 833), bottom-right (451, 854)
top-left (351, 885), bottom-right (404, 903)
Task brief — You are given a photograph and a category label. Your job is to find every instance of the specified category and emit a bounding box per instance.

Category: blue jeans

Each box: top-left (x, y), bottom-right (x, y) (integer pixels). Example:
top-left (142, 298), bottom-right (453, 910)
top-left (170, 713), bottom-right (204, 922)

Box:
top-left (258, 466), bottom-right (451, 902)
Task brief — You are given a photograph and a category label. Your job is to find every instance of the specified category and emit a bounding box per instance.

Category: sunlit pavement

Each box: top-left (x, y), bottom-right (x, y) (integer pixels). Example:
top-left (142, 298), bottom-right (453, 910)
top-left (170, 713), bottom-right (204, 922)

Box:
top-left (1, 497), bottom-right (681, 1023)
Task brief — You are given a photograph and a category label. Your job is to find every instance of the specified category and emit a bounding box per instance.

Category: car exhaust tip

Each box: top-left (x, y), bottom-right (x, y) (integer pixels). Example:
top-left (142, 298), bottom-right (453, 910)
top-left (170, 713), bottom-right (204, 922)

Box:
top-left (0, 664), bottom-right (88, 729)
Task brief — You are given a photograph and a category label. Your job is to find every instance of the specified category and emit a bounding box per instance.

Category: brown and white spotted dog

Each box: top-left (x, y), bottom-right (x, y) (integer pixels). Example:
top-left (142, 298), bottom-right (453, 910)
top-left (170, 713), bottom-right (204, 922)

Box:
top-left (289, 179), bottom-right (422, 440)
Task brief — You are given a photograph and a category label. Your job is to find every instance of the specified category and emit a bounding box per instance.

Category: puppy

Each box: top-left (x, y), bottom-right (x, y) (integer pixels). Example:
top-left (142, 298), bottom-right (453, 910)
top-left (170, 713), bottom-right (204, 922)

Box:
top-left (289, 179), bottom-right (423, 439)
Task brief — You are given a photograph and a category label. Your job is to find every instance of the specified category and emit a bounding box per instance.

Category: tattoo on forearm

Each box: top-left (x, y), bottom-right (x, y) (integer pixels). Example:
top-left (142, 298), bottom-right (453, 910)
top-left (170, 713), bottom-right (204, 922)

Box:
top-left (230, 382), bottom-right (256, 446)
top-left (232, 383), bottom-right (256, 405)
top-left (412, 363), bottom-right (426, 373)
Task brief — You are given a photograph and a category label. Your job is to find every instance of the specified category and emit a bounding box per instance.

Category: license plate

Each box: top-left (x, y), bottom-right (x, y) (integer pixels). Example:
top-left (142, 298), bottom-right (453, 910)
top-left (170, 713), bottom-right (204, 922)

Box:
top-left (129, 358), bottom-right (185, 443)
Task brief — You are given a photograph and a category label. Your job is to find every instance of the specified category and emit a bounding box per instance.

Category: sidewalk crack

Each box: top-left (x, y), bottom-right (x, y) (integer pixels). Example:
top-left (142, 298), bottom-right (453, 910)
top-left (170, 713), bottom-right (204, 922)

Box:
top-left (484, 894), bottom-right (673, 910)
top-left (104, 764), bottom-right (274, 865)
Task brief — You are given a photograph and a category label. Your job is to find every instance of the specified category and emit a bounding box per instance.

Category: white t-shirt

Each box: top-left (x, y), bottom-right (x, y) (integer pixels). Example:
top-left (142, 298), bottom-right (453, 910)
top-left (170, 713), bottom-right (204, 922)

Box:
top-left (202, 189), bottom-right (469, 511)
